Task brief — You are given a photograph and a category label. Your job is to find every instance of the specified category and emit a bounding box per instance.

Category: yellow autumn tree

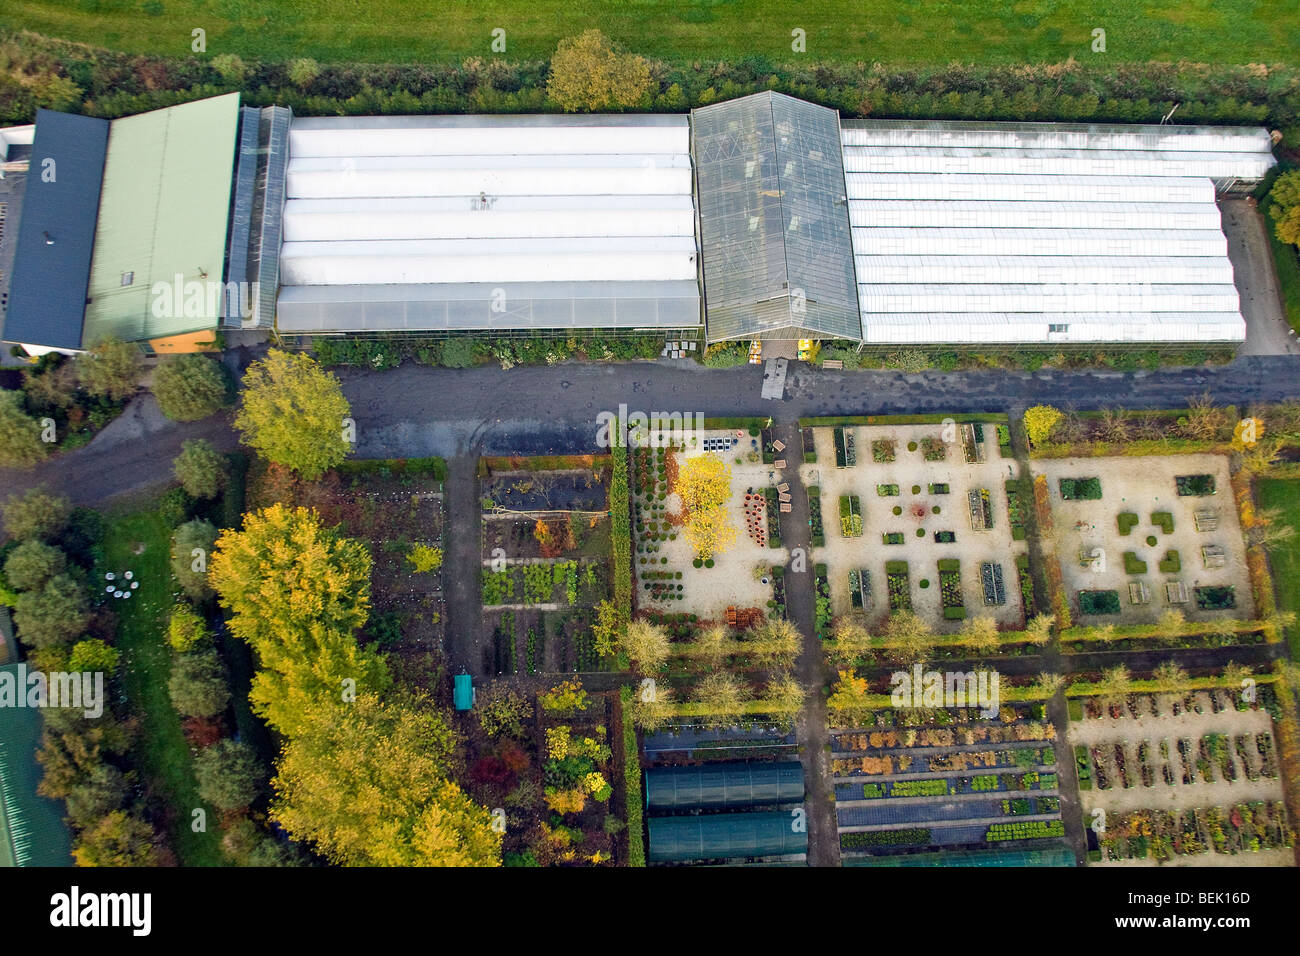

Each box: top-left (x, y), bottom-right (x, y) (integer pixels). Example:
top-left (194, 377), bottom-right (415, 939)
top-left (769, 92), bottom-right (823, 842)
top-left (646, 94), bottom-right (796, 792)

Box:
top-left (1023, 404), bottom-right (1063, 448)
top-left (677, 453), bottom-right (735, 560)
top-left (546, 30), bottom-right (653, 112)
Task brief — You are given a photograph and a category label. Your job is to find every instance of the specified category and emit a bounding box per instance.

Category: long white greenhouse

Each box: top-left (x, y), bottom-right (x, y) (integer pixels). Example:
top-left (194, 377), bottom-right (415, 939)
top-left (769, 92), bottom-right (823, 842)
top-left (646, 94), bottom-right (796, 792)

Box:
top-left (275, 114), bottom-right (702, 335)
top-left (841, 114), bottom-right (1276, 346)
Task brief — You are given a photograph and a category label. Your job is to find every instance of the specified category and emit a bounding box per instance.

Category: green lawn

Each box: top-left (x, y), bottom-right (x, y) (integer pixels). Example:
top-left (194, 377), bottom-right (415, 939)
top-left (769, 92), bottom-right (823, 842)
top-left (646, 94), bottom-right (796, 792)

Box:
top-left (2, 0), bottom-right (1296, 65)
top-left (1257, 478), bottom-right (1300, 658)
top-left (99, 506), bottom-right (226, 866)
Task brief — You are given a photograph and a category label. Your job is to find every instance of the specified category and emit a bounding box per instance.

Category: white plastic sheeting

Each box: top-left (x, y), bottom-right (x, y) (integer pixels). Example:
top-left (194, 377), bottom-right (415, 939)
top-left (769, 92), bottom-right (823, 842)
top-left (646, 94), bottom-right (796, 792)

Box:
top-left (278, 114), bottom-right (700, 331)
top-left (841, 120), bottom-right (1272, 344)
top-left (847, 173), bottom-right (1216, 204)
top-left (848, 201), bottom-right (1221, 230)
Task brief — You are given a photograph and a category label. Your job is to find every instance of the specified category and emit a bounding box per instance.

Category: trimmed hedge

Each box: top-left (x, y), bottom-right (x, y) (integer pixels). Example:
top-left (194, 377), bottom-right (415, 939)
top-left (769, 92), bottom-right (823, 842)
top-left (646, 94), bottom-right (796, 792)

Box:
top-left (611, 446), bottom-right (632, 624)
top-left (619, 688), bottom-right (645, 868)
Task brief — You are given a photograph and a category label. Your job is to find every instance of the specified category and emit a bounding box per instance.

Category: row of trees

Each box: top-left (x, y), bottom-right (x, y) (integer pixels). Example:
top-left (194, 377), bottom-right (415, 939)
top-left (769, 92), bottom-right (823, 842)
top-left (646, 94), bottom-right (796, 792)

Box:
top-left (5, 28), bottom-right (1299, 128)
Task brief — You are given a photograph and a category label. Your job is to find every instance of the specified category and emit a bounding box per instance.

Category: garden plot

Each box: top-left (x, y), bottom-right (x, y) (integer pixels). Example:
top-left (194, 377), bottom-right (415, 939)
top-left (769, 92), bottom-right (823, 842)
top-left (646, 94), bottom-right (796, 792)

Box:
top-left (1070, 688), bottom-right (1294, 866)
top-left (1033, 454), bottom-right (1252, 625)
top-left (480, 462), bottom-right (613, 674)
top-left (801, 424), bottom-right (1027, 631)
top-left (830, 703), bottom-right (1066, 858)
top-left (634, 433), bottom-right (787, 620)
top-left (249, 462), bottom-right (448, 651)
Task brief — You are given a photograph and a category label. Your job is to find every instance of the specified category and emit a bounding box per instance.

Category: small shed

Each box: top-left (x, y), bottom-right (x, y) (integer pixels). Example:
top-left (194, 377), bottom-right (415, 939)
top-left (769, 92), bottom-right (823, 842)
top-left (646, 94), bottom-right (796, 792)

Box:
top-left (453, 673), bottom-right (475, 712)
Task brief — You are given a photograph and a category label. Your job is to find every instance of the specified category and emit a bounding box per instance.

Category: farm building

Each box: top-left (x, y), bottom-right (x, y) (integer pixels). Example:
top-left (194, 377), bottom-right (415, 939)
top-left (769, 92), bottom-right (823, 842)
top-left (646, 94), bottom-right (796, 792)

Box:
top-left (1, 92), bottom-right (1280, 354)
top-left (644, 761), bottom-right (805, 811)
top-left (272, 113), bottom-right (701, 338)
top-left (0, 94), bottom-right (243, 355)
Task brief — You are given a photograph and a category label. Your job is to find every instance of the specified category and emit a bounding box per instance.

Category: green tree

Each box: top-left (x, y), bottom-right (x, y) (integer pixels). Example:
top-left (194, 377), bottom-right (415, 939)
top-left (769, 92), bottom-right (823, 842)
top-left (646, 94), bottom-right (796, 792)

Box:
top-left (693, 672), bottom-right (748, 729)
top-left (73, 811), bottom-right (159, 867)
top-left (1269, 170), bottom-right (1300, 246)
top-left (67, 638), bottom-right (120, 676)
top-left (271, 694), bottom-right (501, 866)
top-left (153, 353), bottom-right (228, 422)
top-left (209, 504), bottom-right (389, 737)
top-left (76, 337), bottom-right (141, 402)
top-left (64, 763), bottom-right (128, 827)
top-left (2, 539), bottom-right (66, 592)
top-left (547, 30), bottom-right (653, 112)
top-left (167, 645), bottom-right (230, 718)
top-left (193, 739), bottom-right (263, 812)
top-left (167, 602), bottom-right (209, 652)
top-left (2, 487), bottom-right (69, 540)
top-left (173, 438), bottom-right (228, 499)
top-left (235, 350), bottom-right (352, 480)
top-left (0, 389), bottom-right (48, 468)
top-left (287, 57), bottom-right (320, 90)
top-left (171, 519), bottom-right (218, 602)
top-left (13, 574), bottom-right (88, 649)
top-left (1023, 404), bottom-right (1063, 448)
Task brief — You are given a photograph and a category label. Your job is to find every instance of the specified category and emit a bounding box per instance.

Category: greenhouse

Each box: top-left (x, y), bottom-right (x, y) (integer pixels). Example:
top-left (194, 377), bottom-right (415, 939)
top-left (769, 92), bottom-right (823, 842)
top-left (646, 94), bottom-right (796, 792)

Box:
top-left (648, 811), bottom-right (807, 863)
top-left (275, 113), bottom-right (701, 337)
top-left (644, 761), bottom-right (805, 811)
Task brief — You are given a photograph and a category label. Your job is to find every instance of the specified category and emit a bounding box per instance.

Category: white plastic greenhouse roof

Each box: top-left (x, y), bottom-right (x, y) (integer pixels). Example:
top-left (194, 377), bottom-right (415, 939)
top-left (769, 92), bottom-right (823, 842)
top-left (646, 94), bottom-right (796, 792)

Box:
top-left (277, 114), bottom-right (700, 333)
top-left (841, 118), bottom-right (1271, 345)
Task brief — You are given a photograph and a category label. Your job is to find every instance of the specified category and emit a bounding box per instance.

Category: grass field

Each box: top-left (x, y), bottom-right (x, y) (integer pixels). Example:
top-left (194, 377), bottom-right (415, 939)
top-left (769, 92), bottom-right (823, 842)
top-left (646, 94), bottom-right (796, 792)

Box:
top-left (100, 506), bottom-right (226, 866)
top-left (2, 0), bottom-right (1296, 65)
top-left (1257, 478), bottom-right (1300, 658)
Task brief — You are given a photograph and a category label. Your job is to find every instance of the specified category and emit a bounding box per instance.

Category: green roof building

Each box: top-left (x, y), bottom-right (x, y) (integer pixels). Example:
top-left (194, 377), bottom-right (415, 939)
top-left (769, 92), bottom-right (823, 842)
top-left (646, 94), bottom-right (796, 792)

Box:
top-left (0, 665), bottom-right (73, 867)
top-left (645, 761), bottom-right (804, 812)
top-left (81, 93), bottom-right (241, 351)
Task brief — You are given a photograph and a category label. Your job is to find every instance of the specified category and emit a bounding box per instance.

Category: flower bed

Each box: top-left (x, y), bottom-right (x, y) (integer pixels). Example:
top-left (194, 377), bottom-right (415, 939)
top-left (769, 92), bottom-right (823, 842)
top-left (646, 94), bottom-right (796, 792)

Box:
top-left (1195, 585), bottom-right (1236, 610)
top-left (885, 561), bottom-right (911, 612)
top-left (1175, 474), bottom-right (1215, 497)
top-left (872, 438), bottom-right (896, 463)
top-left (1059, 476), bottom-right (1103, 500)
top-left (877, 483), bottom-right (900, 497)
top-left (1079, 589), bottom-right (1121, 615)
top-left (938, 558), bottom-right (965, 619)
top-left (839, 494), bottom-right (863, 537)
top-left (808, 487), bottom-right (825, 546)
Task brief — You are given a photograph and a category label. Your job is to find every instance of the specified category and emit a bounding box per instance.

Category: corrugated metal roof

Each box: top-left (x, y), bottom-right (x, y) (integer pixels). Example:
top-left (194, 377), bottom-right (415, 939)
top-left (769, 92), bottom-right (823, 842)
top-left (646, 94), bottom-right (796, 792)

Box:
top-left (1, 111), bottom-right (109, 350)
top-left (82, 93), bottom-right (240, 345)
top-left (0, 665), bottom-right (74, 866)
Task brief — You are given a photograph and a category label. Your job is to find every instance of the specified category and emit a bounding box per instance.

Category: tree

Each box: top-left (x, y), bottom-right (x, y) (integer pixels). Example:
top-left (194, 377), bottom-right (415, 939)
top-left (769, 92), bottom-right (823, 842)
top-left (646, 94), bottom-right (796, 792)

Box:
top-left (694, 672), bottom-right (747, 729)
top-left (3, 539), bottom-right (66, 592)
top-left (591, 599), bottom-right (621, 658)
top-left (829, 618), bottom-right (872, 668)
top-left (1180, 390), bottom-right (1227, 442)
top-left (0, 389), bottom-right (48, 468)
top-left (13, 574), bottom-right (88, 649)
top-left (76, 337), bottom-right (141, 402)
top-left (153, 353), bottom-right (228, 422)
top-left (629, 683), bottom-right (674, 732)
top-left (476, 685), bottom-right (533, 739)
top-left (621, 618), bottom-right (670, 673)
top-left (961, 615), bottom-right (1001, 656)
top-left (211, 52), bottom-right (249, 84)
top-left (1153, 660), bottom-right (1188, 686)
top-left (173, 438), bottom-right (228, 499)
top-left (677, 453), bottom-right (737, 560)
top-left (1268, 170), bottom-right (1300, 246)
top-left (21, 360), bottom-right (78, 412)
top-left (288, 57), bottom-right (320, 90)
top-left (234, 350), bottom-right (352, 480)
top-left (67, 639), bottom-right (120, 676)
top-left (682, 505), bottom-right (737, 561)
top-left (1098, 664), bottom-right (1132, 703)
top-left (167, 602), bottom-right (209, 652)
top-left (764, 672), bottom-right (805, 713)
top-left (547, 30), bottom-right (653, 112)
top-left (64, 763), bottom-right (128, 827)
top-left (73, 811), bottom-right (159, 867)
top-left (749, 616), bottom-right (801, 664)
top-left (882, 611), bottom-right (934, 665)
top-left (1023, 404), bottom-right (1063, 448)
top-left (171, 519), bottom-right (219, 601)
top-left (271, 694), bottom-right (500, 866)
top-left (194, 739), bottom-right (263, 812)
top-left (2, 487), bottom-right (69, 541)
top-left (828, 669), bottom-right (872, 717)
top-left (1035, 671), bottom-right (1066, 697)
top-left (694, 624), bottom-right (731, 668)
top-left (209, 504), bottom-right (389, 737)
top-left (1023, 613), bottom-right (1056, 646)
top-left (168, 646), bottom-right (230, 718)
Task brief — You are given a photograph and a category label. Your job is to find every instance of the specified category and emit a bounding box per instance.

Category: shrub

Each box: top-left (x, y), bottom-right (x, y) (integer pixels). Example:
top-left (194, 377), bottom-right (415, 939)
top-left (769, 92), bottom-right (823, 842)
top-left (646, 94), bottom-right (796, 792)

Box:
top-left (173, 439), bottom-right (228, 499)
top-left (1059, 477), bottom-right (1103, 500)
top-left (67, 638), bottom-right (120, 676)
top-left (440, 338), bottom-right (479, 368)
top-left (406, 544), bottom-right (443, 573)
top-left (1079, 590), bottom-right (1122, 615)
top-left (167, 646), bottom-right (230, 718)
top-left (153, 353), bottom-right (229, 421)
top-left (1117, 512), bottom-right (1138, 535)
top-left (193, 739), bottom-right (263, 812)
top-left (0, 390), bottom-right (48, 468)
top-left (1151, 511), bottom-right (1175, 534)
top-left (171, 519), bottom-right (218, 601)
top-left (2, 540), bottom-right (66, 592)
top-left (167, 602), bottom-right (209, 652)
top-left (76, 337), bottom-right (141, 402)
top-left (13, 574), bottom-right (89, 649)
top-left (2, 487), bottom-right (70, 540)
top-left (1158, 550), bottom-right (1182, 574)
top-left (1123, 552), bottom-right (1148, 575)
